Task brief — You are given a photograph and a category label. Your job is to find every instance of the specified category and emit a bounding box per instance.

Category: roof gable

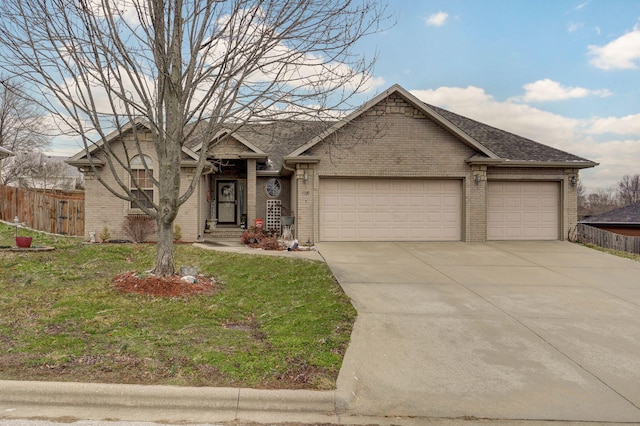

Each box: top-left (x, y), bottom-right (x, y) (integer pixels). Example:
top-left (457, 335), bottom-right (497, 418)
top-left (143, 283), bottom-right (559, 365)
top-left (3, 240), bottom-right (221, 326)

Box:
top-left (287, 84), bottom-right (597, 169)
top-left (288, 84), bottom-right (499, 159)
top-left (67, 119), bottom-right (200, 166)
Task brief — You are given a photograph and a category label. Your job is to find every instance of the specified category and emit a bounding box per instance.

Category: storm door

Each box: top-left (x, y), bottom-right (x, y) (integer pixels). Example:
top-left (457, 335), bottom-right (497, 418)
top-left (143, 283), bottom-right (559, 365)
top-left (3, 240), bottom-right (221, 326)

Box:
top-left (216, 180), bottom-right (237, 224)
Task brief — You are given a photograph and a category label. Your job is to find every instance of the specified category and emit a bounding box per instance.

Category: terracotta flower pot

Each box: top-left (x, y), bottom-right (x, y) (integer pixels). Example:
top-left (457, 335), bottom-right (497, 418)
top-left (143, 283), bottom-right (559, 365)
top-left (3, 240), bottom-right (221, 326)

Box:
top-left (15, 236), bottom-right (32, 248)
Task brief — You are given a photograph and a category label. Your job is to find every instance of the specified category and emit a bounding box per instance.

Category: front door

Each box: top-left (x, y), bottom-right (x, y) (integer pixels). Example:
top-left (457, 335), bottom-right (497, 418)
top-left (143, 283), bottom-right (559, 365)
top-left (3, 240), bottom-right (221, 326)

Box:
top-left (217, 180), bottom-right (237, 224)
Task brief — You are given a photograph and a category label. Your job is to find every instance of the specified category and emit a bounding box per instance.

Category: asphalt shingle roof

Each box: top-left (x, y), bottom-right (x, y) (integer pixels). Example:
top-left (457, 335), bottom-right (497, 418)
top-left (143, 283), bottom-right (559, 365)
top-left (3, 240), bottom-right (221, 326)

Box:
top-left (180, 89), bottom-right (595, 168)
top-left (581, 203), bottom-right (640, 225)
top-left (235, 121), bottom-right (334, 170)
top-left (428, 104), bottom-right (592, 163)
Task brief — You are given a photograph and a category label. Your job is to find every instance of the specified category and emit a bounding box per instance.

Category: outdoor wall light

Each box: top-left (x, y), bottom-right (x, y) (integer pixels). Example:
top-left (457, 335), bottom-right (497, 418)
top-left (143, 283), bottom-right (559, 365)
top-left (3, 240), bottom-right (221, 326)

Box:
top-left (474, 174), bottom-right (481, 185)
top-left (303, 170), bottom-right (309, 182)
top-left (569, 175), bottom-right (577, 187)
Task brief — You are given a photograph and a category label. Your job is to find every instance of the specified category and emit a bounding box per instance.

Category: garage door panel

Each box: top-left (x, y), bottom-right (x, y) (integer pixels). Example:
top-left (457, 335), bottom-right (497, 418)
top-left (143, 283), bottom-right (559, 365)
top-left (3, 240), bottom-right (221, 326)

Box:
top-left (320, 178), bottom-right (461, 241)
top-left (487, 181), bottom-right (559, 241)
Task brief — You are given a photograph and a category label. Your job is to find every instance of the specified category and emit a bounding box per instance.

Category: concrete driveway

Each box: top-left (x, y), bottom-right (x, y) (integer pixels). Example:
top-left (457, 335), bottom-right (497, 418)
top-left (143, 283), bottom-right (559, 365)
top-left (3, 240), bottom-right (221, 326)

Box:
top-left (317, 241), bottom-right (640, 423)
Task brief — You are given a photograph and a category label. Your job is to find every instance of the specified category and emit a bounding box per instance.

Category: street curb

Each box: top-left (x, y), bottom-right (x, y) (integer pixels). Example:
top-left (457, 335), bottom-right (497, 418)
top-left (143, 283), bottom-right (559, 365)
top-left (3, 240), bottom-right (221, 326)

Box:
top-left (0, 380), bottom-right (337, 422)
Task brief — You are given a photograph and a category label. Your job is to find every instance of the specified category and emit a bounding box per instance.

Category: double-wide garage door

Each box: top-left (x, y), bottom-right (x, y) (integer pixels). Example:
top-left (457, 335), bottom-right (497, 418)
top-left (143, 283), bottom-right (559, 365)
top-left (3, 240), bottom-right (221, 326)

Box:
top-left (487, 181), bottom-right (559, 240)
top-left (319, 179), bottom-right (462, 241)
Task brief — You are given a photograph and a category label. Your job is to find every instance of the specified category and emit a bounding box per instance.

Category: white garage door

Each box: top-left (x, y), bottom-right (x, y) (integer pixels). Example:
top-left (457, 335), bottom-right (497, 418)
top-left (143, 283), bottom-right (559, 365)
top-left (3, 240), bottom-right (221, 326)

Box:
top-left (319, 179), bottom-right (462, 241)
top-left (487, 181), bottom-right (559, 240)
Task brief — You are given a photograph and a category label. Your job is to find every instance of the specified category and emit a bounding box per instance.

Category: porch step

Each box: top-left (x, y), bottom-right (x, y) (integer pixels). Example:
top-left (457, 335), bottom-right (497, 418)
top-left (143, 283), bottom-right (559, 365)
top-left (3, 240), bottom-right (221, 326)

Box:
top-left (205, 227), bottom-right (245, 240)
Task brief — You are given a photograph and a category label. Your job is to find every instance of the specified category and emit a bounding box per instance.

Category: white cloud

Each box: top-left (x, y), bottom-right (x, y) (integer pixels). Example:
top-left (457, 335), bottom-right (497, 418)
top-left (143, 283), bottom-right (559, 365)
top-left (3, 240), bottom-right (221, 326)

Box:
top-left (424, 12), bottom-right (448, 27)
top-left (410, 85), bottom-right (640, 190)
top-left (568, 22), bottom-right (583, 33)
top-left (411, 86), bottom-right (579, 145)
top-left (521, 79), bottom-right (611, 102)
top-left (85, 0), bottom-right (147, 26)
top-left (588, 28), bottom-right (640, 70)
top-left (587, 112), bottom-right (640, 135)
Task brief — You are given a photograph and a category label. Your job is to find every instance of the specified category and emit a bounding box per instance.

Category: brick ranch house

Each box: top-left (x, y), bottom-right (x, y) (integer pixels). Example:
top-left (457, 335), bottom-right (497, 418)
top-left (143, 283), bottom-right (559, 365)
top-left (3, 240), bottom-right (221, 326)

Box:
top-left (67, 84), bottom-right (597, 243)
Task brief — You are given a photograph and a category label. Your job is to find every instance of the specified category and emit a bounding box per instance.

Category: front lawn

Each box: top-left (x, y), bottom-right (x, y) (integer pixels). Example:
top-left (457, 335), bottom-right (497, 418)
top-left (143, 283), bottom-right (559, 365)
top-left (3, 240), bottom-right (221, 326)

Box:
top-left (0, 223), bottom-right (356, 389)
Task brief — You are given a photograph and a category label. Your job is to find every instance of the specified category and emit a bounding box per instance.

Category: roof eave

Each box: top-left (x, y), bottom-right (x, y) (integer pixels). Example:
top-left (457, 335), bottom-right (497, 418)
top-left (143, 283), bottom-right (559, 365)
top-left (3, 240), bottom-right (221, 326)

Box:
top-left (469, 159), bottom-right (599, 169)
top-left (0, 146), bottom-right (13, 157)
top-left (579, 222), bottom-right (640, 227)
top-left (466, 157), bottom-right (506, 165)
top-left (65, 159), bottom-right (105, 168)
top-left (239, 153), bottom-right (269, 161)
top-left (284, 156), bottom-right (321, 165)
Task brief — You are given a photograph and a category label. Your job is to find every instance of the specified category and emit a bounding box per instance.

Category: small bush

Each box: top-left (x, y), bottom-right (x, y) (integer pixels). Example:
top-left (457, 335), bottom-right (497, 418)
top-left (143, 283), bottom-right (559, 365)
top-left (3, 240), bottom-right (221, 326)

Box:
top-left (123, 215), bottom-right (156, 243)
top-left (173, 224), bottom-right (182, 241)
top-left (98, 226), bottom-right (110, 243)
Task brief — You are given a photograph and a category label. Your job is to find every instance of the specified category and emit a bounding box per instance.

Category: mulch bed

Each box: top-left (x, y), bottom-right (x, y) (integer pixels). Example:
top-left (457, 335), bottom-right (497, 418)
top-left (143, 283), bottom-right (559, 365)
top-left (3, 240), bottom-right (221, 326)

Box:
top-left (112, 271), bottom-right (219, 297)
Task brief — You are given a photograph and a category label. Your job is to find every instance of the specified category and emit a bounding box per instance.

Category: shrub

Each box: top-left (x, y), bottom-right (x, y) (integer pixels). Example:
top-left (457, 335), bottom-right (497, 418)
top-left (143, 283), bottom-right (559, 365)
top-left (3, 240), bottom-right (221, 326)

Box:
top-left (241, 226), bottom-right (265, 245)
top-left (260, 236), bottom-right (282, 250)
top-left (241, 226), bottom-right (282, 250)
top-left (98, 226), bottom-right (110, 243)
top-left (123, 215), bottom-right (156, 243)
top-left (173, 224), bottom-right (182, 241)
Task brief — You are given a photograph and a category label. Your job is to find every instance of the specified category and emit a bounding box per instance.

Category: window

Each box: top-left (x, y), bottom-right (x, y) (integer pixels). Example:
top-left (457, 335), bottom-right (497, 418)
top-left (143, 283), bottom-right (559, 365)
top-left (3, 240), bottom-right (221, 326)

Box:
top-left (130, 155), bottom-right (153, 209)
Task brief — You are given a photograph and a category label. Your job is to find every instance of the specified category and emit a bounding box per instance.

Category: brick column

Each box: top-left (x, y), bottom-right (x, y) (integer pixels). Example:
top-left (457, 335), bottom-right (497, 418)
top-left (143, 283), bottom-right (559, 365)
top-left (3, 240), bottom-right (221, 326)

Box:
top-left (467, 165), bottom-right (487, 242)
top-left (246, 159), bottom-right (256, 226)
top-left (295, 164), bottom-right (316, 244)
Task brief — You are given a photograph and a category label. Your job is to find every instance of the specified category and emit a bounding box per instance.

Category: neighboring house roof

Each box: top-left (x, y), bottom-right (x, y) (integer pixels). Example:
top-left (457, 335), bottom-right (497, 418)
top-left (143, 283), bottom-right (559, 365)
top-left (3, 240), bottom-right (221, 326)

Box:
top-left (580, 203), bottom-right (640, 226)
top-left (0, 146), bottom-right (13, 158)
top-left (287, 84), bottom-right (597, 169)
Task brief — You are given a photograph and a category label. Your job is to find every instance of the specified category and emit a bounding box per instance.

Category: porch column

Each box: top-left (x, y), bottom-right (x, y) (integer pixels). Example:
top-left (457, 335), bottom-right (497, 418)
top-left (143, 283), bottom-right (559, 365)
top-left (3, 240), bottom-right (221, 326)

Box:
top-left (246, 159), bottom-right (257, 226)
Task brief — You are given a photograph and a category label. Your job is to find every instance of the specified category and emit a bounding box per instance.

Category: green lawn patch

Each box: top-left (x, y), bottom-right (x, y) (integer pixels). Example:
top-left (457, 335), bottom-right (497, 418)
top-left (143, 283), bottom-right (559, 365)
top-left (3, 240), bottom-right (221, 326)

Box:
top-left (0, 223), bottom-right (356, 389)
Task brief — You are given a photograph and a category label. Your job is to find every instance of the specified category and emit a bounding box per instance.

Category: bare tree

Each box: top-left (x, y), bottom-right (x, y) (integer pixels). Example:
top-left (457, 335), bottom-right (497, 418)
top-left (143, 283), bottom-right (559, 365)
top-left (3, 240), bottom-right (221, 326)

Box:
top-left (0, 0), bottom-right (388, 275)
top-left (617, 174), bottom-right (640, 206)
top-left (576, 179), bottom-right (588, 219)
top-left (584, 187), bottom-right (618, 217)
top-left (13, 152), bottom-right (80, 191)
top-left (0, 78), bottom-right (50, 185)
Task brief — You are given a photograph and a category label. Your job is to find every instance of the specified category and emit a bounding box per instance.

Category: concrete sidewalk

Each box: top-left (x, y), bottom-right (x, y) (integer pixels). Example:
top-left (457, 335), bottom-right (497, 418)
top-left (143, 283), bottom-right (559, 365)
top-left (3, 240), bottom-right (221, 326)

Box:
top-left (323, 241), bottom-right (640, 423)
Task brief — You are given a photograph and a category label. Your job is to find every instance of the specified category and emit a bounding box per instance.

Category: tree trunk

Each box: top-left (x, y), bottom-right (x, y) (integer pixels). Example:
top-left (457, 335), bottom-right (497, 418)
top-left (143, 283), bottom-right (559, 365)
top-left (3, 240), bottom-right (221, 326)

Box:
top-left (151, 0), bottom-right (183, 277)
top-left (154, 216), bottom-right (175, 276)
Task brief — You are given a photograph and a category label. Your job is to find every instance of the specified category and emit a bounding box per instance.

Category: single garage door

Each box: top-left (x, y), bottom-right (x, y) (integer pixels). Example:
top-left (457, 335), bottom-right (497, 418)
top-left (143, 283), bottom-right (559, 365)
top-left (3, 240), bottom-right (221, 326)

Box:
top-left (319, 178), bottom-right (462, 241)
top-left (487, 181), bottom-right (560, 240)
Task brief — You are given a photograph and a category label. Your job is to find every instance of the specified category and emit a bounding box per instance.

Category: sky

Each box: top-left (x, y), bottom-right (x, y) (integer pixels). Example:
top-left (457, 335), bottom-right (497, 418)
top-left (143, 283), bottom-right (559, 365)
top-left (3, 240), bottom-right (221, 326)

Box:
top-left (359, 0), bottom-right (640, 191)
top-left (46, 0), bottom-right (640, 192)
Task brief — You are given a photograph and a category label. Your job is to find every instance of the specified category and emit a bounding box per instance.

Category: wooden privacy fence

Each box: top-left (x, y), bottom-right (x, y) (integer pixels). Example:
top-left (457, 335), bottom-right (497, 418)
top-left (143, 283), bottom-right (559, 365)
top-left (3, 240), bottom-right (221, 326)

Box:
top-left (0, 185), bottom-right (84, 236)
top-left (571, 223), bottom-right (640, 255)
